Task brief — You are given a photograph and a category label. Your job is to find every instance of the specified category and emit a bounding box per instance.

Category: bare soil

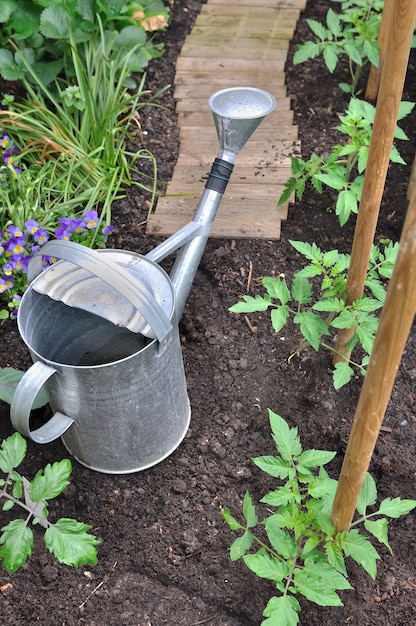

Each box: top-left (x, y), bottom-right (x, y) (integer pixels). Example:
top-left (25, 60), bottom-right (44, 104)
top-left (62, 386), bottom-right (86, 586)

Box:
top-left (0, 1), bottom-right (415, 624)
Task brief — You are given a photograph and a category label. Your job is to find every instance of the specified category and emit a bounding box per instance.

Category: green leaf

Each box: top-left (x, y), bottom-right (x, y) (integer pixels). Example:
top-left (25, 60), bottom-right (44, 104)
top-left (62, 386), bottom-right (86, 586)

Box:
top-left (264, 517), bottom-right (297, 559)
top-left (44, 518), bottom-right (100, 567)
top-left (0, 367), bottom-right (48, 407)
top-left (262, 595), bottom-right (300, 626)
top-left (242, 492), bottom-right (258, 528)
top-left (0, 519), bottom-right (34, 573)
top-left (269, 410), bottom-right (302, 460)
top-left (0, 48), bottom-right (25, 81)
top-left (357, 473), bottom-right (378, 516)
top-left (291, 275), bottom-right (313, 305)
top-left (112, 25), bottom-right (147, 53)
top-left (326, 8), bottom-right (342, 37)
top-left (39, 7), bottom-right (71, 39)
top-left (333, 361), bottom-right (354, 389)
top-left (0, 432), bottom-right (27, 473)
top-left (297, 449), bottom-right (336, 469)
top-left (229, 294), bottom-right (271, 313)
top-left (323, 43), bottom-right (339, 73)
top-left (221, 508), bottom-right (243, 532)
top-left (0, 0), bottom-right (17, 23)
top-left (229, 531), bottom-right (254, 561)
top-left (29, 459), bottom-right (72, 502)
top-left (340, 529), bottom-right (380, 579)
top-left (252, 455), bottom-right (294, 480)
top-left (293, 40), bottom-right (321, 65)
top-left (364, 519), bottom-right (391, 554)
top-left (312, 298), bottom-right (344, 313)
top-left (307, 467), bottom-right (337, 499)
top-left (294, 561), bottom-right (350, 606)
top-left (377, 497), bottom-right (416, 518)
top-left (2, 499), bottom-right (14, 512)
top-left (294, 310), bottom-right (330, 351)
top-left (270, 306), bottom-right (290, 333)
top-left (336, 189), bottom-right (358, 226)
top-left (326, 540), bottom-right (347, 576)
top-left (243, 549), bottom-right (290, 583)
top-left (262, 276), bottom-right (290, 304)
top-left (307, 18), bottom-right (329, 41)
top-left (261, 483), bottom-right (299, 507)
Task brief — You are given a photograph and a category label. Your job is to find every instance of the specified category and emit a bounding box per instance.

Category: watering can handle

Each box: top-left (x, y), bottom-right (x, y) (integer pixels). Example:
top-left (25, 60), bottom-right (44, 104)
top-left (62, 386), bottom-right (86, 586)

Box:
top-left (10, 361), bottom-right (74, 443)
top-left (27, 241), bottom-right (173, 343)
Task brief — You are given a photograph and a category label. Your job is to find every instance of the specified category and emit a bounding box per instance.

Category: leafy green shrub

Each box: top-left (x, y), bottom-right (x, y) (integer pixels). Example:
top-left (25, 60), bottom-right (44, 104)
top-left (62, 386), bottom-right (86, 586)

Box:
top-left (293, 0), bottom-right (383, 95)
top-left (229, 240), bottom-right (399, 388)
top-left (222, 410), bottom-right (416, 626)
top-left (0, 0), bottom-right (169, 86)
top-left (0, 432), bottom-right (100, 573)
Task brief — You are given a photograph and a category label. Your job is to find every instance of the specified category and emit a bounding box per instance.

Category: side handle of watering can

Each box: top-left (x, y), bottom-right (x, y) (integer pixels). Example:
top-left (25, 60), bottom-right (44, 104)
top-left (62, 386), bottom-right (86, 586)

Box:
top-left (28, 240), bottom-right (173, 343)
top-left (10, 361), bottom-right (75, 444)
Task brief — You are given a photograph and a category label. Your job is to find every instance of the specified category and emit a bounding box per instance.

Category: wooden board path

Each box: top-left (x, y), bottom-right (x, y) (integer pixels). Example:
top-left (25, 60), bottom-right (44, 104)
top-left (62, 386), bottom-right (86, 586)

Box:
top-left (146, 0), bottom-right (307, 240)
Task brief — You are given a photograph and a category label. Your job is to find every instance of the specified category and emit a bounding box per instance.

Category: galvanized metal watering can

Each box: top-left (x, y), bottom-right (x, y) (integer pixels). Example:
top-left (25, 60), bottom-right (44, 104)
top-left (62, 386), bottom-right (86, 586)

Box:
top-left (10, 87), bottom-right (276, 474)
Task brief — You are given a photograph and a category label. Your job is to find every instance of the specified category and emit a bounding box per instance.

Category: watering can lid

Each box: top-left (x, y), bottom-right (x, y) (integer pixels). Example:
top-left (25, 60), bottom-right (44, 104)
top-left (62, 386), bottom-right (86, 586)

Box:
top-left (27, 242), bottom-right (174, 340)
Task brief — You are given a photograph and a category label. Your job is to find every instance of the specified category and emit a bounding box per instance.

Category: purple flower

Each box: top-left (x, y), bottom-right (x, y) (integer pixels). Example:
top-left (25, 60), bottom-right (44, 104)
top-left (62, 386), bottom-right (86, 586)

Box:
top-left (55, 225), bottom-right (72, 241)
top-left (1, 134), bottom-right (9, 148)
top-left (3, 263), bottom-right (13, 276)
top-left (33, 228), bottom-right (49, 245)
top-left (6, 237), bottom-right (27, 257)
top-left (82, 210), bottom-right (99, 229)
top-left (103, 224), bottom-right (115, 236)
top-left (25, 219), bottom-right (39, 234)
top-left (0, 277), bottom-right (14, 293)
top-left (7, 225), bottom-right (24, 238)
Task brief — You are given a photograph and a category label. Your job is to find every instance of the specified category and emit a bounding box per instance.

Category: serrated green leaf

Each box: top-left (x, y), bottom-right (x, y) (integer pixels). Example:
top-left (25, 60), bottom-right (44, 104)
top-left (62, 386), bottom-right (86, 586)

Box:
top-left (357, 473), bottom-right (378, 516)
top-left (326, 539), bottom-right (347, 576)
top-left (294, 561), bottom-right (350, 606)
top-left (264, 517), bottom-right (297, 559)
top-left (229, 531), bottom-right (254, 561)
top-left (229, 294), bottom-right (271, 314)
top-left (269, 410), bottom-right (302, 460)
top-left (293, 40), bottom-right (321, 65)
top-left (340, 529), bottom-right (380, 579)
top-left (326, 8), bottom-right (342, 37)
top-left (262, 595), bottom-right (300, 626)
top-left (0, 432), bottom-right (27, 473)
top-left (270, 306), bottom-right (290, 333)
top-left (377, 497), bottom-right (416, 518)
top-left (289, 240), bottom-right (322, 262)
top-left (29, 459), bottom-right (72, 502)
top-left (243, 549), bottom-right (290, 582)
top-left (242, 492), bottom-right (258, 528)
top-left (307, 18), bottom-right (329, 41)
top-left (252, 455), bottom-right (294, 480)
top-left (294, 310), bottom-right (329, 351)
top-left (2, 499), bottom-right (14, 511)
top-left (333, 361), bottom-right (354, 389)
top-left (323, 43), bottom-right (339, 73)
top-left (221, 508), bottom-right (243, 532)
top-left (39, 7), bottom-right (70, 39)
top-left (44, 518), bottom-right (99, 567)
top-left (297, 449), bottom-right (336, 469)
top-left (0, 519), bottom-right (34, 573)
top-left (261, 483), bottom-right (299, 507)
top-left (364, 519), bottom-right (391, 553)
top-left (291, 275), bottom-right (313, 305)
top-left (262, 276), bottom-right (290, 304)
top-left (336, 189), bottom-right (358, 226)
top-left (0, 0), bottom-right (17, 23)
top-left (307, 469), bottom-right (338, 499)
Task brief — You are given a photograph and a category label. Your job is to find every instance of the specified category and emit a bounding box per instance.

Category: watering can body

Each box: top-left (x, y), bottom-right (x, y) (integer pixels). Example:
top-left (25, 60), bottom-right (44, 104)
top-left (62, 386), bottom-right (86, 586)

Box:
top-left (10, 87), bottom-right (276, 473)
top-left (11, 247), bottom-right (190, 474)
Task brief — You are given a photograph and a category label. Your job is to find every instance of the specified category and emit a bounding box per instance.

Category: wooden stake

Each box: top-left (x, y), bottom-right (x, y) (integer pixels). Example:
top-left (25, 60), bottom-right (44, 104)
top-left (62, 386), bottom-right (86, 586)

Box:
top-left (331, 191), bottom-right (416, 532)
top-left (333, 0), bottom-right (416, 364)
top-left (365, 0), bottom-right (395, 101)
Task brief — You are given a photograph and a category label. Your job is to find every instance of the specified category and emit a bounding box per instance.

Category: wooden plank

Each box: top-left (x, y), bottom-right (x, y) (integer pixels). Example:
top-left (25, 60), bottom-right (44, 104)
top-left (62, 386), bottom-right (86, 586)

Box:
top-left (175, 96), bottom-right (291, 112)
top-left (164, 163), bottom-right (293, 185)
top-left (208, 0), bottom-right (306, 7)
top-left (179, 124), bottom-right (299, 142)
top-left (197, 7), bottom-right (301, 21)
top-left (190, 24), bottom-right (296, 40)
top-left (176, 57), bottom-right (285, 73)
top-left (174, 80), bottom-right (288, 99)
top-left (180, 41), bottom-right (289, 59)
top-left (175, 140), bottom-right (300, 163)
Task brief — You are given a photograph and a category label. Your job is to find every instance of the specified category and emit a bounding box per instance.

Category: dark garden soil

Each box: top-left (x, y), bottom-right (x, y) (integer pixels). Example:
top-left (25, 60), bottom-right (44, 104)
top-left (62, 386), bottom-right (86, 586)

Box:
top-left (1, 1), bottom-right (415, 624)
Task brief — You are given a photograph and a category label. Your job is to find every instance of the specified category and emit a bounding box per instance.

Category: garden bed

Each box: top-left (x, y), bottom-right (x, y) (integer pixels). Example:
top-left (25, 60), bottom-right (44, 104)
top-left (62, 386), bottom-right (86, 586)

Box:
top-left (0, 1), bottom-right (415, 624)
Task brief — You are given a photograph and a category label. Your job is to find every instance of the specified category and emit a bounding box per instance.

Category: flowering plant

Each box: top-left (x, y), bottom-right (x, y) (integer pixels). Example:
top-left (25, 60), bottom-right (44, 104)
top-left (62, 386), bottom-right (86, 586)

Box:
top-left (0, 213), bottom-right (114, 320)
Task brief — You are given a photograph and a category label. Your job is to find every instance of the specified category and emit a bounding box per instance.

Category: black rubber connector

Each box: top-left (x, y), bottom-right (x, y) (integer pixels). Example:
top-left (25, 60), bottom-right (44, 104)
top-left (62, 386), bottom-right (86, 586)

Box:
top-left (205, 158), bottom-right (234, 194)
